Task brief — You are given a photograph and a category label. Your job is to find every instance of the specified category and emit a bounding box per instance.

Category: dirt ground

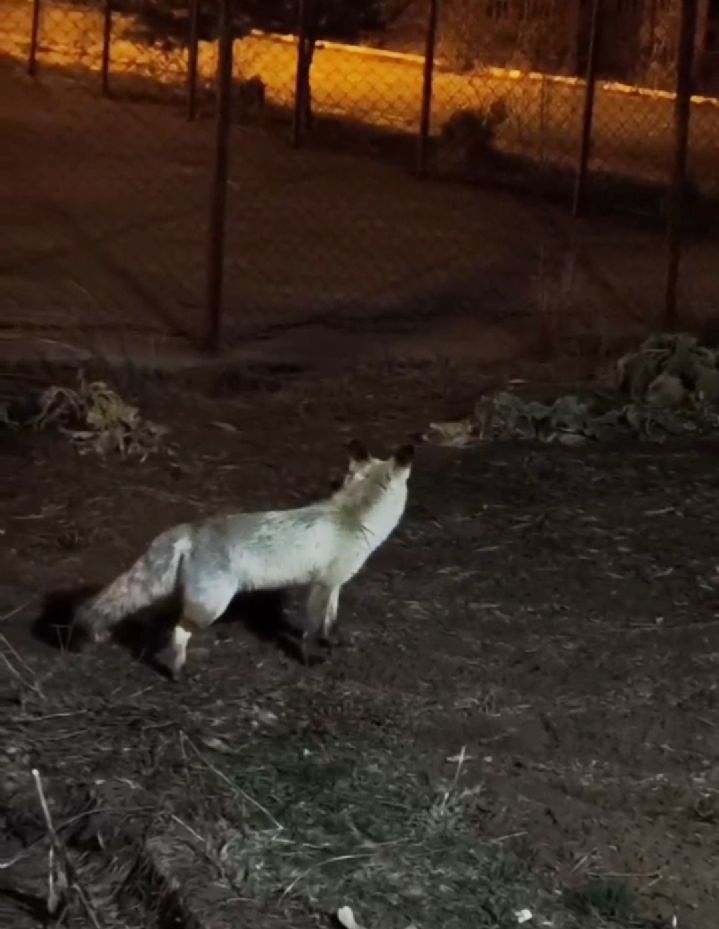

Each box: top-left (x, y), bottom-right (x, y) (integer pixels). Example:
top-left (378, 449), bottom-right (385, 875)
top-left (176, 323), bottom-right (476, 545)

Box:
top-left (0, 58), bottom-right (550, 348)
top-left (1, 358), bottom-right (719, 929)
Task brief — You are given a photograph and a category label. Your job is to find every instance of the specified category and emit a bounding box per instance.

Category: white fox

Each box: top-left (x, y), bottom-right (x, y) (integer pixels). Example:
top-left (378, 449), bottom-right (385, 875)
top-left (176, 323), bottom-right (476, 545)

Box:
top-left (75, 440), bottom-right (414, 677)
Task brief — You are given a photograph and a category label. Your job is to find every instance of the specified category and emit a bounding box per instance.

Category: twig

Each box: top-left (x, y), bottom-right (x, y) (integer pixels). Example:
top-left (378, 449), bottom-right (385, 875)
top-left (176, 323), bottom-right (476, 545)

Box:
top-left (438, 744), bottom-right (470, 813)
top-left (32, 768), bottom-right (103, 929)
top-left (489, 830), bottom-right (528, 844)
top-left (9, 709), bottom-right (91, 724)
top-left (74, 879), bottom-right (104, 927)
top-left (0, 649), bottom-right (31, 689)
top-left (0, 599), bottom-right (34, 623)
top-left (587, 867), bottom-right (663, 880)
top-left (1, 805), bottom-right (147, 870)
top-left (0, 633), bottom-right (44, 698)
top-left (170, 813), bottom-right (207, 847)
top-left (281, 853), bottom-right (373, 900)
top-left (0, 847), bottom-right (33, 870)
top-left (32, 768), bottom-right (67, 915)
top-left (182, 733), bottom-right (283, 833)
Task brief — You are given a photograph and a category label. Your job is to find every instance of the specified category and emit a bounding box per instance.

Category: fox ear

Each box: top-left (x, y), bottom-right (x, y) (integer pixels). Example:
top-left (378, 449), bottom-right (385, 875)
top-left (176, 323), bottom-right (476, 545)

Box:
top-left (393, 444), bottom-right (414, 470)
top-left (347, 439), bottom-right (370, 465)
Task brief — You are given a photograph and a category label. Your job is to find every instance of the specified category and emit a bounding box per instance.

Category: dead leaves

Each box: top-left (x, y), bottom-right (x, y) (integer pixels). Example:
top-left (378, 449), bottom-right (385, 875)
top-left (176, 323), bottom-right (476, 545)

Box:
top-left (617, 332), bottom-right (719, 406)
top-left (31, 372), bottom-right (169, 459)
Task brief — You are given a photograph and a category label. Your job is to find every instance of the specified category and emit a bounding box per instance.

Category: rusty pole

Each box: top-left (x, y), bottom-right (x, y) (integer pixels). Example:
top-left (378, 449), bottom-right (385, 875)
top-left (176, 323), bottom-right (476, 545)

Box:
top-left (186, 0), bottom-right (200, 121)
top-left (292, 0), bottom-right (309, 148)
top-left (572, 0), bottom-right (601, 217)
top-left (28, 0), bottom-right (41, 76)
top-left (205, 0), bottom-right (234, 353)
top-left (665, 0), bottom-right (699, 330)
top-left (417, 0), bottom-right (440, 177)
top-left (100, 0), bottom-right (113, 96)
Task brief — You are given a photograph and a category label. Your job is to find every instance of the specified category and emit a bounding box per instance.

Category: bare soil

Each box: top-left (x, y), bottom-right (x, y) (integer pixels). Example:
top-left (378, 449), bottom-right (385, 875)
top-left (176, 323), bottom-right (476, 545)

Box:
top-left (1, 359), bottom-right (718, 928)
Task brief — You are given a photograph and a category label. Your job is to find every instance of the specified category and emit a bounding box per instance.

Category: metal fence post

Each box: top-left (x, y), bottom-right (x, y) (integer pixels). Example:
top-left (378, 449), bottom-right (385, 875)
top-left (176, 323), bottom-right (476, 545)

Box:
top-left (417, 0), bottom-right (440, 177)
top-left (572, 0), bottom-right (601, 217)
top-left (187, 0), bottom-right (200, 121)
top-left (101, 0), bottom-right (113, 97)
top-left (665, 0), bottom-right (699, 330)
top-left (292, 0), bottom-right (309, 148)
top-left (205, 0), bottom-right (234, 353)
top-left (28, 0), bottom-right (42, 76)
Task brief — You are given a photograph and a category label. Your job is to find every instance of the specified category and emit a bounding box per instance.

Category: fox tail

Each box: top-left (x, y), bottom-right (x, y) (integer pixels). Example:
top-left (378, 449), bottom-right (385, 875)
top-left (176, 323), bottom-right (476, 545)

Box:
top-left (75, 528), bottom-right (190, 643)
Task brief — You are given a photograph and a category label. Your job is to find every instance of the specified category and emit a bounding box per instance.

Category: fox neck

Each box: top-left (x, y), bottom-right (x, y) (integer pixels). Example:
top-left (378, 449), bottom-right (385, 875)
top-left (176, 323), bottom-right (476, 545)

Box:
top-left (333, 479), bottom-right (407, 547)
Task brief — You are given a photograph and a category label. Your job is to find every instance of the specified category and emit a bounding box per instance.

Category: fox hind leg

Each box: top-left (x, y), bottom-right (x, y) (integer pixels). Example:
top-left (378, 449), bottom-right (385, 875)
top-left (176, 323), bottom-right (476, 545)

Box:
top-left (155, 582), bottom-right (234, 679)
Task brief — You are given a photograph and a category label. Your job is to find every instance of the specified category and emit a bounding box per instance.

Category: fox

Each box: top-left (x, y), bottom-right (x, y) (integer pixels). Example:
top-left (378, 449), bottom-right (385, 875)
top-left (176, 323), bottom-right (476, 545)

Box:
top-left (74, 440), bottom-right (414, 678)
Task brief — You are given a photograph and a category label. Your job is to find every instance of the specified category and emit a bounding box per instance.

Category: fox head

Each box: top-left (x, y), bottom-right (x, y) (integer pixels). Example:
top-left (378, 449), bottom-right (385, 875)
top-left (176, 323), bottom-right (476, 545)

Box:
top-left (336, 439), bottom-right (414, 492)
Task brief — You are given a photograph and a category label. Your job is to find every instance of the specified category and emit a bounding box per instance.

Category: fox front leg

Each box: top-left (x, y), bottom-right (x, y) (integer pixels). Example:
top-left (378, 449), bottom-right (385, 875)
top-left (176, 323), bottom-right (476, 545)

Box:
top-left (155, 620), bottom-right (194, 680)
top-left (301, 584), bottom-right (340, 664)
top-left (318, 588), bottom-right (352, 651)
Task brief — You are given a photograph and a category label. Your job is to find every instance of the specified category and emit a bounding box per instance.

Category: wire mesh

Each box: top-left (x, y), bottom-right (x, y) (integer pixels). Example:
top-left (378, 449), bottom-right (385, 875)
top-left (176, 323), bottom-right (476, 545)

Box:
top-left (0, 0), bottom-right (717, 353)
top-left (0, 0), bottom-right (214, 349)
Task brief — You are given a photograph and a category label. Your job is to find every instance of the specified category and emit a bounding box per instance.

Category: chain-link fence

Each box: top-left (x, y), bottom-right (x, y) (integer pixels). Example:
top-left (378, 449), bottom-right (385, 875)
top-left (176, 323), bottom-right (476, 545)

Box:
top-left (0, 0), bottom-right (218, 352)
top-left (1, 0), bottom-right (717, 355)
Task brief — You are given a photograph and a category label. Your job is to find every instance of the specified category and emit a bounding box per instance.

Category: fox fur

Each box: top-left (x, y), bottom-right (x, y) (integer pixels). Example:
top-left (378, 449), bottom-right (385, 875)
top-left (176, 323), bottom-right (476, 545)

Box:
top-left (75, 440), bottom-right (414, 677)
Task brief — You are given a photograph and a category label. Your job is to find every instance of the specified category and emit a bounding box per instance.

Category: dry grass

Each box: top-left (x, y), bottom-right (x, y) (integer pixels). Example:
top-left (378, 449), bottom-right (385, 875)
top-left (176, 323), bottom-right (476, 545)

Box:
top-left (1, 642), bottom-right (659, 929)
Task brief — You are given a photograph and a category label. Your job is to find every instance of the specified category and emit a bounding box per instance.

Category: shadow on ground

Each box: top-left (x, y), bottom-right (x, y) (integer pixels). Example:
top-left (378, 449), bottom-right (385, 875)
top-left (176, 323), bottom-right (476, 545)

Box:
top-left (31, 582), bottom-right (303, 671)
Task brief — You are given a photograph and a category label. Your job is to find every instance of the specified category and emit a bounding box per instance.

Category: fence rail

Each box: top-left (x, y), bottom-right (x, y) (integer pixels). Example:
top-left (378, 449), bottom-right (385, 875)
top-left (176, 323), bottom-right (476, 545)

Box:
top-left (1, 0), bottom-right (716, 351)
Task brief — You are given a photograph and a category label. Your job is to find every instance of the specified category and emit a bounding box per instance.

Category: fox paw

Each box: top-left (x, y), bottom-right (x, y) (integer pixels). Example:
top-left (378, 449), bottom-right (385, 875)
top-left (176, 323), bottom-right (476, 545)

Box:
top-left (318, 630), bottom-right (355, 650)
top-left (154, 646), bottom-right (185, 681)
top-left (296, 635), bottom-right (328, 667)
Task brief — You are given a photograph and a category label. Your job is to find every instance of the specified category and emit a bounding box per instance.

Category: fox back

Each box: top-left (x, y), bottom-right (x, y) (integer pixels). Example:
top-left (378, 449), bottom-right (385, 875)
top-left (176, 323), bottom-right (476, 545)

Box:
top-left (183, 441), bottom-right (413, 593)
